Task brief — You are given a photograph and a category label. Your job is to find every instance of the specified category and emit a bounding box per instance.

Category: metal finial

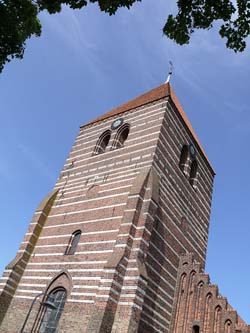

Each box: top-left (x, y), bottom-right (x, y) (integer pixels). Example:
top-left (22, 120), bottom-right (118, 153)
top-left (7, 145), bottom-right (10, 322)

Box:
top-left (165, 61), bottom-right (174, 84)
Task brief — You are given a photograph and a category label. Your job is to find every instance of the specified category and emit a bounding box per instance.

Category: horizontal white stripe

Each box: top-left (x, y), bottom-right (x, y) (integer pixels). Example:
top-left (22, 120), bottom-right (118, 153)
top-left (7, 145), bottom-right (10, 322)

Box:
top-left (25, 268), bottom-right (102, 273)
top-left (76, 102), bottom-right (165, 142)
top-left (16, 289), bottom-right (42, 294)
top-left (0, 283), bottom-right (16, 291)
top-left (67, 299), bottom-right (95, 303)
top-left (34, 240), bottom-right (116, 249)
top-left (140, 317), bottom-right (163, 333)
top-left (28, 260), bottom-right (106, 266)
top-left (70, 127), bottom-right (161, 160)
top-left (48, 203), bottom-right (126, 218)
top-left (71, 292), bottom-right (96, 297)
top-left (143, 302), bottom-right (169, 325)
top-left (19, 283), bottom-right (46, 287)
top-left (56, 159), bottom-right (152, 189)
top-left (55, 162), bottom-right (144, 191)
top-left (14, 295), bottom-right (35, 300)
top-left (39, 229), bottom-right (119, 239)
top-left (118, 301), bottom-right (142, 310)
top-left (0, 277), bottom-right (18, 285)
top-left (3, 270), bottom-right (22, 279)
top-left (34, 249), bottom-right (113, 257)
top-left (52, 191), bottom-right (130, 209)
top-left (39, 216), bottom-right (122, 230)
top-left (73, 285), bottom-right (97, 289)
top-left (61, 143), bottom-right (157, 175)
top-left (0, 289), bottom-right (13, 297)
top-left (78, 105), bottom-right (164, 142)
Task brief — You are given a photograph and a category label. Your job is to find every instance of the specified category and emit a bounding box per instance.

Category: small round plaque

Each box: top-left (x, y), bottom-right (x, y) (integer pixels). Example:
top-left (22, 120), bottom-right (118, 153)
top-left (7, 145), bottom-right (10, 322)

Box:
top-left (111, 118), bottom-right (123, 130)
top-left (189, 144), bottom-right (196, 159)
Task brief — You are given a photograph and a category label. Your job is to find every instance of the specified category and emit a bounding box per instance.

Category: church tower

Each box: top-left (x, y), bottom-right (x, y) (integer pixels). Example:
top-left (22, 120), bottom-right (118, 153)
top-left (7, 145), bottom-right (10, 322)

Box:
top-left (0, 83), bottom-right (215, 333)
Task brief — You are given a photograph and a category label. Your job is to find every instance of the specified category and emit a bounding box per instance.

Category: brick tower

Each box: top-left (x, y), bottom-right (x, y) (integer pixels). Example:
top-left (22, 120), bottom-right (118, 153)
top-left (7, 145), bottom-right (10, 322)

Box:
top-left (0, 83), bottom-right (215, 333)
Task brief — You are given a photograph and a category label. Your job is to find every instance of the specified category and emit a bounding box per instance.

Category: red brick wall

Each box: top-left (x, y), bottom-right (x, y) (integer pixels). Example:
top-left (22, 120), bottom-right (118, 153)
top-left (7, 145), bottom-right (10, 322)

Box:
top-left (0, 98), bottom-right (169, 332)
top-left (0, 92), bottom-right (215, 333)
top-left (169, 254), bottom-right (250, 333)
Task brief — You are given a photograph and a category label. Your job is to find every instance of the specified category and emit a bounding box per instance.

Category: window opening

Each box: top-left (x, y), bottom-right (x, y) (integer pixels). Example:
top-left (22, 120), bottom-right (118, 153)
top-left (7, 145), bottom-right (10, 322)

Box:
top-left (225, 320), bottom-right (232, 333)
top-left (192, 325), bottom-right (200, 333)
top-left (214, 306), bottom-right (222, 333)
top-left (39, 288), bottom-right (67, 333)
top-left (65, 230), bottom-right (81, 255)
top-left (94, 130), bottom-right (111, 154)
top-left (179, 145), bottom-right (189, 173)
top-left (189, 160), bottom-right (198, 187)
top-left (112, 124), bottom-right (130, 149)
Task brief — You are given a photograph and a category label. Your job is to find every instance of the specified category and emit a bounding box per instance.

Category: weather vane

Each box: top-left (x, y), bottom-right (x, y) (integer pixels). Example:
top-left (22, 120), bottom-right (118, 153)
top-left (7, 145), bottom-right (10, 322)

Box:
top-left (165, 60), bottom-right (174, 84)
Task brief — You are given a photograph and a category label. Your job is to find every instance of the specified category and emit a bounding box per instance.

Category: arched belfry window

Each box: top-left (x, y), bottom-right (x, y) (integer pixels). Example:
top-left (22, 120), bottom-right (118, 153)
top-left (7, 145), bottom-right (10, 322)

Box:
top-left (65, 230), bottom-right (81, 255)
top-left (39, 288), bottom-right (67, 333)
top-left (192, 325), bottom-right (200, 333)
top-left (112, 124), bottom-right (130, 149)
top-left (179, 145), bottom-right (189, 173)
top-left (189, 160), bottom-right (198, 187)
top-left (93, 130), bottom-right (111, 155)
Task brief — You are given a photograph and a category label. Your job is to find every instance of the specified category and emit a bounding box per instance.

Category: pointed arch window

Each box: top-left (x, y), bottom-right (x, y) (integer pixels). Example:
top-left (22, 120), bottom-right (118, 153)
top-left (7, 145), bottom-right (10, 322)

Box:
top-left (195, 281), bottom-right (204, 320)
top-left (112, 124), bottom-right (130, 149)
top-left (93, 130), bottom-right (111, 155)
top-left (204, 293), bottom-right (212, 333)
top-left (179, 145), bottom-right (189, 173)
top-left (214, 306), bottom-right (222, 333)
top-left (65, 230), bottom-right (81, 255)
top-left (39, 288), bottom-right (67, 333)
top-left (189, 160), bottom-right (198, 187)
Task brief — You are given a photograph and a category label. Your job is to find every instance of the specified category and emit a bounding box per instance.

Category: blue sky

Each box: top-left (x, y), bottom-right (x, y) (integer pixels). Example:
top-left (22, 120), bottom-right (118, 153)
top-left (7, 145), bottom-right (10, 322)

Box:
top-left (1, 0), bottom-right (250, 322)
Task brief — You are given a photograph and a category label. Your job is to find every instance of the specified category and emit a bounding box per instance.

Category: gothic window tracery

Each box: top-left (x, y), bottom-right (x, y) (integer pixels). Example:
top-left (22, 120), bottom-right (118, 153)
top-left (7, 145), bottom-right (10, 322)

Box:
top-left (93, 130), bottom-right (111, 154)
top-left (39, 288), bottom-right (67, 333)
top-left (112, 123), bottom-right (130, 149)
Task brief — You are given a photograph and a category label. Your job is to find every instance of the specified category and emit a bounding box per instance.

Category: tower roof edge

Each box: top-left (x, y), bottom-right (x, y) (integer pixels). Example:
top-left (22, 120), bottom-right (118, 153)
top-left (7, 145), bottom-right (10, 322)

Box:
top-left (168, 85), bottom-right (215, 175)
top-left (82, 83), bottom-right (170, 128)
top-left (81, 83), bottom-right (215, 174)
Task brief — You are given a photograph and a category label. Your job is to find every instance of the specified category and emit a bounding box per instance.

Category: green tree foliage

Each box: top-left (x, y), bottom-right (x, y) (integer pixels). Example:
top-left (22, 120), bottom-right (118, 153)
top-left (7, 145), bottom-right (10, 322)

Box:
top-left (0, 0), bottom-right (250, 73)
top-left (0, 0), bottom-right (41, 73)
top-left (163, 0), bottom-right (250, 52)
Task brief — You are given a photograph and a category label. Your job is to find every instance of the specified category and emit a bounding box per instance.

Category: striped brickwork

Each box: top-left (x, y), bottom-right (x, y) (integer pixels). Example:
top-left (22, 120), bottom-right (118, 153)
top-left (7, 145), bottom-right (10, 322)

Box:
top-left (0, 83), bottom-right (215, 333)
top-left (0, 97), bottom-right (168, 332)
top-left (137, 98), bottom-right (214, 333)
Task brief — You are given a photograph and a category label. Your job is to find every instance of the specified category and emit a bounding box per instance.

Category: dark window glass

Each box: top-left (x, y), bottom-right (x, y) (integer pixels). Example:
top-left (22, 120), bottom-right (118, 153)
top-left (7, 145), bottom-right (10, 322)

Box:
top-left (94, 130), bottom-right (111, 154)
top-left (112, 124), bottom-right (130, 149)
top-left (39, 288), bottom-right (67, 333)
top-left (179, 145), bottom-right (189, 172)
top-left (65, 230), bottom-right (81, 255)
top-left (193, 325), bottom-right (200, 333)
top-left (189, 160), bottom-right (198, 186)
